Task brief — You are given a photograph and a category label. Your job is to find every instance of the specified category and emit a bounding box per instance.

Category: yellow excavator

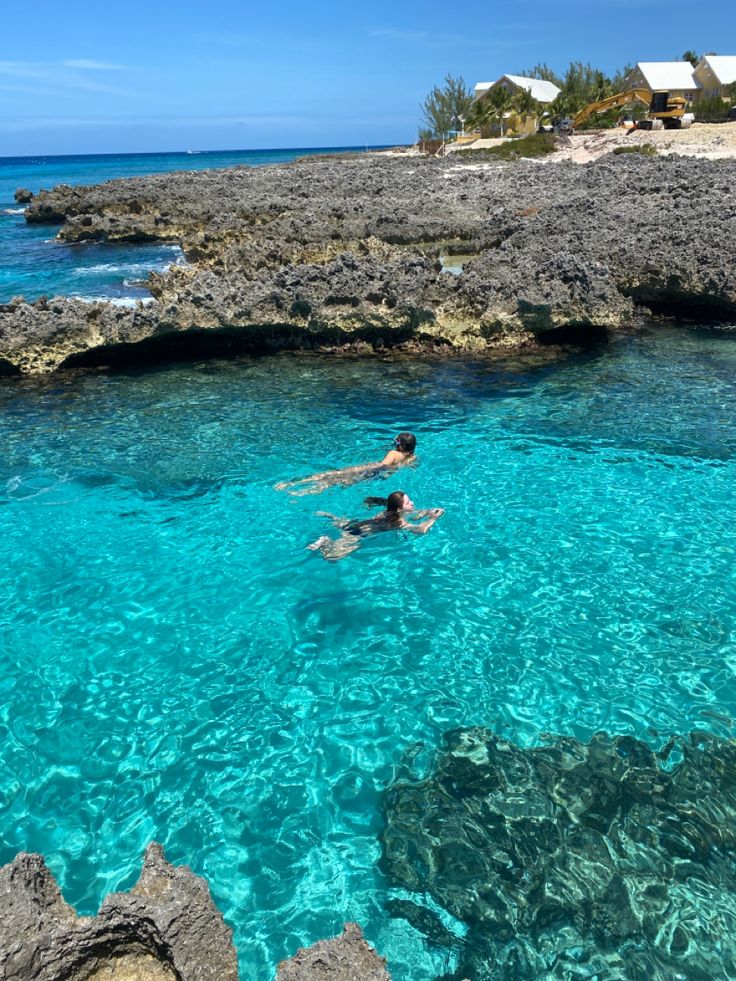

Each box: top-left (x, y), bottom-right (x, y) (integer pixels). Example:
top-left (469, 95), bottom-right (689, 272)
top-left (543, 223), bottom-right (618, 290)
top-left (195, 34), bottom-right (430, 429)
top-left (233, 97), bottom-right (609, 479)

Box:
top-left (571, 88), bottom-right (689, 131)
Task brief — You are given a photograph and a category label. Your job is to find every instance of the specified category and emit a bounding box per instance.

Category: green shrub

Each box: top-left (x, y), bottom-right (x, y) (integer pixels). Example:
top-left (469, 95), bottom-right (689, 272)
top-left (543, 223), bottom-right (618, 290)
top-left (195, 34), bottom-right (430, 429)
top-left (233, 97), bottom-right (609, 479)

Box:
top-left (576, 109), bottom-right (620, 130)
top-left (459, 133), bottom-right (557, 161)
top-left (695, 95), bottom-right (729, 121)
top-left (612, 144), bottom-right (658, 156)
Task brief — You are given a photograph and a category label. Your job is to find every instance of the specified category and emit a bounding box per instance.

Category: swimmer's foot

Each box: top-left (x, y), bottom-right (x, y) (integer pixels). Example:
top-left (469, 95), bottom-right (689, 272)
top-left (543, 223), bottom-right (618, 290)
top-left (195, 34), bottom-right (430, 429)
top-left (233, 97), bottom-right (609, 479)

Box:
top-left (307, 536), bottom-right (329, 551)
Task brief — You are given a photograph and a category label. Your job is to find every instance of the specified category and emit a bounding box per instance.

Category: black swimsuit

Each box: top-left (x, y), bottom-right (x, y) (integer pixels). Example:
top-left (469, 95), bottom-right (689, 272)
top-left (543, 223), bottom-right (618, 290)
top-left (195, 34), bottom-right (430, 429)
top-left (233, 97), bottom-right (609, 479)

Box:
top-left (345, 515), bottom-right (398, 537)
top-left (345, 519), bottom-right (374, 537)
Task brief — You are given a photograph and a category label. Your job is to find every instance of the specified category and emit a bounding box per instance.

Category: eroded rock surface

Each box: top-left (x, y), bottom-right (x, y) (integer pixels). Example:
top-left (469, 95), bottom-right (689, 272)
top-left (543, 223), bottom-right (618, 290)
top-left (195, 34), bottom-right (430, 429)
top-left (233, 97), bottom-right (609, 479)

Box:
top-left (381, 727), bottom-right (736, 980)
top-left (3, 153), bottom-right (735, 373)
top-left (0, 842), bottom-right (238, 980)
top-left (276, 923), bottom-right (391, 981)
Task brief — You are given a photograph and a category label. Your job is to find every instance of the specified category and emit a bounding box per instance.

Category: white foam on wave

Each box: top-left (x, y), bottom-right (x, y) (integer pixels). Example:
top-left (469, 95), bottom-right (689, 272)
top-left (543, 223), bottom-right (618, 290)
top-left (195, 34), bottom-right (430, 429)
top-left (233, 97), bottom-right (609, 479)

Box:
top-left (2, 207), bottom-right (26, 215)
top-left (78, 262), bottom-right (157, 276)
top-left (71, 294), bottom-right (157, 308)
top-left (76, 247), bottom-right (186, 278)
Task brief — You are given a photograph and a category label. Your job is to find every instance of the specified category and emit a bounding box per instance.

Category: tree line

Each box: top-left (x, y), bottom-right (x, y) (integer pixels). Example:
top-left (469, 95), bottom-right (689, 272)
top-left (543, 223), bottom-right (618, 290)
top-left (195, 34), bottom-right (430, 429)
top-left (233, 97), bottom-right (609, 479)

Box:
top-left (419, 54), bottom-right (735, 138)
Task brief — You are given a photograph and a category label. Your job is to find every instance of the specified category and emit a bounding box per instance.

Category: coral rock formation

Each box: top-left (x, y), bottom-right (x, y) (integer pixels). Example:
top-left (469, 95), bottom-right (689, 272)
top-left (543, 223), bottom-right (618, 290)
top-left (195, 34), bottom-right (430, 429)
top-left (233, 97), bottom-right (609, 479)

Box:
top-left (0, 842), bottom-right (238, 980)
top-left (381, 727), bottom-right (736, 979)
top-left (276, 923), bottom-right (391, 981)
top-left (2, 153), bottom-right (735, 374)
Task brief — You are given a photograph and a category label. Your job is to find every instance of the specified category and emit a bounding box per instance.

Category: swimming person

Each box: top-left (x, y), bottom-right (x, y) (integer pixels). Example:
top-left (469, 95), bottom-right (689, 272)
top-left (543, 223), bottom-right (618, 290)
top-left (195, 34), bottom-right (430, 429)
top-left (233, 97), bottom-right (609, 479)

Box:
top-left (307, 490), bottom-right (444, 561)
top-left (275, 432), bottom-right (417, 496)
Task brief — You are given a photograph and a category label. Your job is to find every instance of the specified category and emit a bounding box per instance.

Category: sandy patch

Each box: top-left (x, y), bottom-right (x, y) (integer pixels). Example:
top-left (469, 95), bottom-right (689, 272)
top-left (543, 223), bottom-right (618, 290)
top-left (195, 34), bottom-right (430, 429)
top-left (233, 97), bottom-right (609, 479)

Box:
top-left (547, 121), bottom-right (736, 164)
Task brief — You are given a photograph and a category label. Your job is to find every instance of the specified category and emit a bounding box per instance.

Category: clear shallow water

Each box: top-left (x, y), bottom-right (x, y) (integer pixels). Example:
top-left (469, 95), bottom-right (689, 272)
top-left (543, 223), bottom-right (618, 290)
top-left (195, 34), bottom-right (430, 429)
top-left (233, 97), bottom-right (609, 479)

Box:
top-left (0, 146), bottom-right (381, 303)
top-left (0, 326), bottom-right (735, 978)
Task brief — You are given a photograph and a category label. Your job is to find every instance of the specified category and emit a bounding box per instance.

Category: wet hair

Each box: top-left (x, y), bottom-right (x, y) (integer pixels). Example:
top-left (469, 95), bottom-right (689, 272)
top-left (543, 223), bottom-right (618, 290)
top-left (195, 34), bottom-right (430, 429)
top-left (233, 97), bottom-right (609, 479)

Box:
top-left (394, 432), bottom-right (416, 454)
top-left (386, 490), bottom-right (407, 512)
top-left (365, 490), bottom-right (406, 513)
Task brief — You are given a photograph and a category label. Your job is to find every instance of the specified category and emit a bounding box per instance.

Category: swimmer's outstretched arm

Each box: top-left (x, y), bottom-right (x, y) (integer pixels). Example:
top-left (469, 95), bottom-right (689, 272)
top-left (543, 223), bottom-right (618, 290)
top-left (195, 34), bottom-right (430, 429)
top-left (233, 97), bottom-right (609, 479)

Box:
top-left (403, 508), bottom-right (444, 535)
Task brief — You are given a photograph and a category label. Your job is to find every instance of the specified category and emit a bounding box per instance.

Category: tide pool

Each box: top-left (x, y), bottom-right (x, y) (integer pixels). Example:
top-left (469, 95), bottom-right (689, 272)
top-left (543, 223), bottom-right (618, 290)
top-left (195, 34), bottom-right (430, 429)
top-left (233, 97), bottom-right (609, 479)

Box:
top-left (1, 326), bottom-right (736, 978)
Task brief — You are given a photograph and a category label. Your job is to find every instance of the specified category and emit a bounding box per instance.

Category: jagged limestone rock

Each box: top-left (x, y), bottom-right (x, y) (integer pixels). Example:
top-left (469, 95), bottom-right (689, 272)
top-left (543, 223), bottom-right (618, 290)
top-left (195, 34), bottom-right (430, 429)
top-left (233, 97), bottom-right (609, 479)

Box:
top-left (2, 154), bottom-right (734, 374)
top-left (0, 842), bottom-right (238, 981)
top-left (276, 923), bottom-right (391, 981)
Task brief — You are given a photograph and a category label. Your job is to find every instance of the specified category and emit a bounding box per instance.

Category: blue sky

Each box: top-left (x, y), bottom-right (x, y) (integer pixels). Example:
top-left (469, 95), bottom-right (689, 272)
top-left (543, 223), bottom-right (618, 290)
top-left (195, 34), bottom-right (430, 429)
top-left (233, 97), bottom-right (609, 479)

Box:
top-left (1, 0), bottom-right (734, 155)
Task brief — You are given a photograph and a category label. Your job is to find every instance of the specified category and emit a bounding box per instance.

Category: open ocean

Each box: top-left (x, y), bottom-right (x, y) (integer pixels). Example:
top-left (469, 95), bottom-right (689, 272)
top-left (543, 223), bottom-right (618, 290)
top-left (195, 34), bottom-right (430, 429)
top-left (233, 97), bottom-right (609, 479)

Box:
top-left (1, 147), bottom-right (736, 978)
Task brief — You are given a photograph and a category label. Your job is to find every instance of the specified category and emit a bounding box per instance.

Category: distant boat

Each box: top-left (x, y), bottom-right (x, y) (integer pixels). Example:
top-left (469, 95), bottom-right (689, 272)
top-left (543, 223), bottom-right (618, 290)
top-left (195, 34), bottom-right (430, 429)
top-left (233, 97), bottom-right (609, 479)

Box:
top-left (185, 150), bottom-right (202, 155)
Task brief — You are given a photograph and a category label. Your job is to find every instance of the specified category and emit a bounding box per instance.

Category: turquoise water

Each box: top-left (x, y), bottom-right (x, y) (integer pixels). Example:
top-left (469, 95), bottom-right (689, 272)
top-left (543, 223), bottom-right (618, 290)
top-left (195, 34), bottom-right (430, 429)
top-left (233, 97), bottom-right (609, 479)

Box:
top-left (1, 326), bottom-right (735, 977)
top-left (0, 147), bottom-right (381, 303)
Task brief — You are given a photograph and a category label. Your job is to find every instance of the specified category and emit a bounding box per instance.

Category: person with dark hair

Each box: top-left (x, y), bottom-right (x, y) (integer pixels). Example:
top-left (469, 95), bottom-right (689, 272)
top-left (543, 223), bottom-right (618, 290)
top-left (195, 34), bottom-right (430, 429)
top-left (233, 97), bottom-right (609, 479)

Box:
top-left (275, 432), bottom-right (417, 496)
top-left (307, 490), bottom-right (444, 561)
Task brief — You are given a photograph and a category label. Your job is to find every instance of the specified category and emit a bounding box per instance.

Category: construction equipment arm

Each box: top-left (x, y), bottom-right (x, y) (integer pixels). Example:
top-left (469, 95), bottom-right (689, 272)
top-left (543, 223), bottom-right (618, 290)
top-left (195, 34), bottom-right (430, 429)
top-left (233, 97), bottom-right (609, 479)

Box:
top-left (572, 88), bottom-right (652, 129)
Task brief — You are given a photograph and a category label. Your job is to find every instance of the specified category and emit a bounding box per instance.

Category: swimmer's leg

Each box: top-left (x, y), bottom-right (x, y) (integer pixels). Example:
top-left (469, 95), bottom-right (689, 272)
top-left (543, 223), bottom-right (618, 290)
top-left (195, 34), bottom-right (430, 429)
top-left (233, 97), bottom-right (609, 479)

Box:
top-left (275, 476), bottom-right (312, 491)
top-left (307, 534), bottom-right (361, 562)
top-left (288, 481), bottom-right (329, 496)
top-left (307, 535), bottom-right (331, 551)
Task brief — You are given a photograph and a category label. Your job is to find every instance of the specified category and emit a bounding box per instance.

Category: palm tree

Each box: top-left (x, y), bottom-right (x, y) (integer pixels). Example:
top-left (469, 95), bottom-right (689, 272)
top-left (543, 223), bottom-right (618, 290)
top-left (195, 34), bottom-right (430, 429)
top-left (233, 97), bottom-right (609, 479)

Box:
top-left (547, 93), bottom-right (572, 125)
top-left (485, 85), bottom-right (516, 136)
top-left (465, 97), bottom-right (493, 135)
top-left (513, 87), bottom-right (540, 133)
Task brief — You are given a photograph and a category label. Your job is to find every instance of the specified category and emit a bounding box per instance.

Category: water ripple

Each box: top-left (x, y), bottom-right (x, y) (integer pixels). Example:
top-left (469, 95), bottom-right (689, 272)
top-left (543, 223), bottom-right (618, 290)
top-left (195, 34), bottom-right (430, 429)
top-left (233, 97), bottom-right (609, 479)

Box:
top-left (0, 329), bottom-right (736, 977)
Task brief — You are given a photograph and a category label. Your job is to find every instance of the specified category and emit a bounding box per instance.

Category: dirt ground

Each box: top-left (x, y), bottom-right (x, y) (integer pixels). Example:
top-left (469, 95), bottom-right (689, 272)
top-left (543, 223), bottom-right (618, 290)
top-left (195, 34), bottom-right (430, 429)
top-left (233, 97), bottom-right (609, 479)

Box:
top-left (551, 121), bottom-right (736, 163)
top-left (386, 121), bottom-right (736, 164)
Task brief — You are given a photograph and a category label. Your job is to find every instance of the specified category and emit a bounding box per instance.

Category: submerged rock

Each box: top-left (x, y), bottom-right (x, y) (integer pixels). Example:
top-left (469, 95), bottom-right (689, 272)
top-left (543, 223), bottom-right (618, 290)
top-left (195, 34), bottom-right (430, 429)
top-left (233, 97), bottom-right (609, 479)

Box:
top-left (276, 923), bottom-right (391, 980)
top-left (3, 153), bottom-right (736, 373)
top-left (0, 841), bottom-right (238, 980)
top-left (381, 727), bottom-right (736, 979)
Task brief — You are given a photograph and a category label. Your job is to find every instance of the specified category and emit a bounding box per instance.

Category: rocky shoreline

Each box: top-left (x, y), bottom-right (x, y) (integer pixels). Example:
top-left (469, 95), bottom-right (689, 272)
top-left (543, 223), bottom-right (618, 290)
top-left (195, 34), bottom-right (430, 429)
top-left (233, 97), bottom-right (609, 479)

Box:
top-left (5, 725), bottom-right (736, 979)
top-left (1, 152), bottom-right (734, 375)
top-left (0, 843), bottom-right (390, 980)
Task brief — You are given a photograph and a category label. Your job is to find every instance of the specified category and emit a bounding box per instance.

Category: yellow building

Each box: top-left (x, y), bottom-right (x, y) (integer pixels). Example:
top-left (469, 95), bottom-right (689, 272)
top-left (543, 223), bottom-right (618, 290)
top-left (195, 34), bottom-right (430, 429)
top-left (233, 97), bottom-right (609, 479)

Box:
top-left (693, 55), bottom-right (736, 99)
top-left (472, 75), bottom-right (561, 136)
top-left (624, 62), bottom-right (699, 102)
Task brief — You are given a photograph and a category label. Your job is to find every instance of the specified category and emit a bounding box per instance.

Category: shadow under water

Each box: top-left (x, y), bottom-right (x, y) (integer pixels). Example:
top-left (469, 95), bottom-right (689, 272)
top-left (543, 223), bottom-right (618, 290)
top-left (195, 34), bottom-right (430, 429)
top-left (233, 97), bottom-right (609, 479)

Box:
top-left (381, 728), bottom-right (736, 980)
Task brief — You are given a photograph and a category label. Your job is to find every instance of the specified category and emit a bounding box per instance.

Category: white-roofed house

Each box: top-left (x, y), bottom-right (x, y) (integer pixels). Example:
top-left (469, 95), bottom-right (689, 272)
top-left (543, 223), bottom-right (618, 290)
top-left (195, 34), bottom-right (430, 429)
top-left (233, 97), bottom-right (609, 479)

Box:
top-left (693, 55), bottom-right (736, 100)
top-left (624, 62), bottom-right (699, 101)
top-left (471, 74), bottom-right (561, 136)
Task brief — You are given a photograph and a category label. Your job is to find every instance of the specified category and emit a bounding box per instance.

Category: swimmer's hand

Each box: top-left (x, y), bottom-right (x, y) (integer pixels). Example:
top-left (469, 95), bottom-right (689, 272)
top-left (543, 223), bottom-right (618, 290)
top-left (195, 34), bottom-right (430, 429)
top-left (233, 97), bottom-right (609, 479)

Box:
top-left (410, 507), bottom-right (444, 520)
top-left (405, 508), bottom-right (444, 535)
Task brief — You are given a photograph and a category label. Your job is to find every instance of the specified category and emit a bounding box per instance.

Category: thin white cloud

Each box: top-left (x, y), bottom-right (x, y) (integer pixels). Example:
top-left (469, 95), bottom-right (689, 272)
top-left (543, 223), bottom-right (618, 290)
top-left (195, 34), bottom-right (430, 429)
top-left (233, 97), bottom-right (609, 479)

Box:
top-left (0, 81), bottom-right (58, 98)
top-left (0, 113), bottom-right (311, 133)
top-left (0, 61), bottom-right (139, 97)
top-left (0, 61), bottom-right (49, 80)
top-left (0, 116), bottom-right (128, 132)
top-left (63, 59), bottom-right (130, 71)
